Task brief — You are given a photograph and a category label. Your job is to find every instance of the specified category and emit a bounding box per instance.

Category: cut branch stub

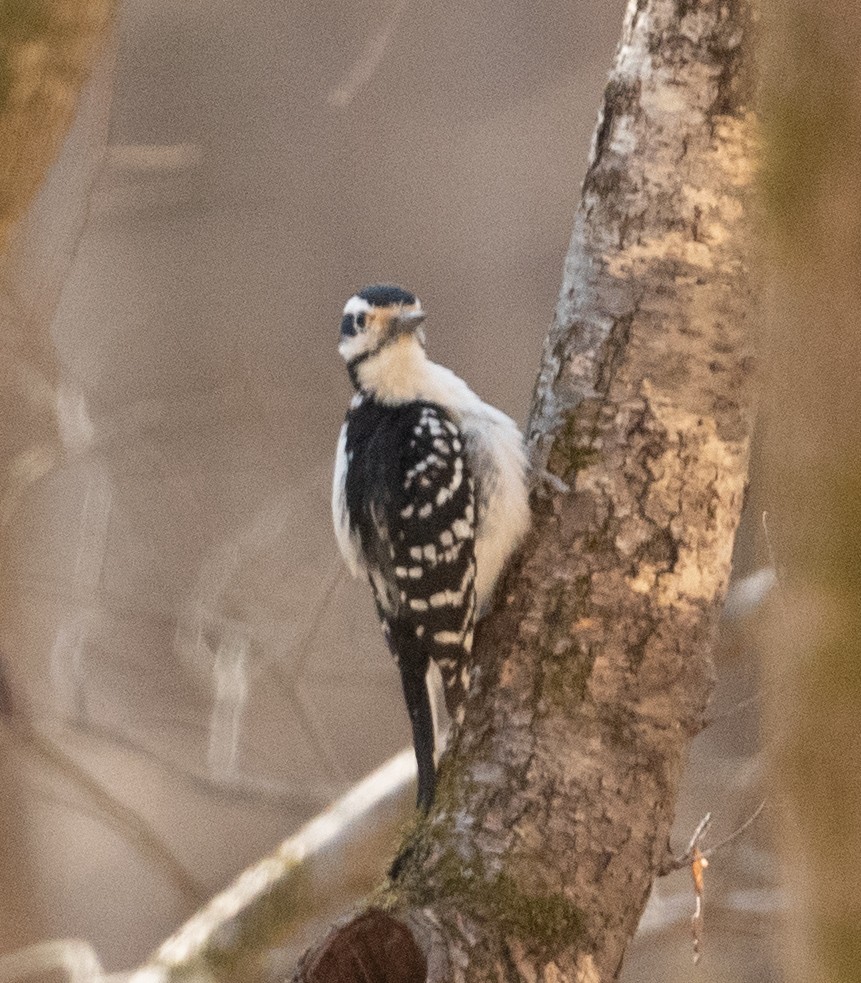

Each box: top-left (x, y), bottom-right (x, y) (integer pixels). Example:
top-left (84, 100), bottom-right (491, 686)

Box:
top-left (296, 0), bottom-right (758, 980)
top-left (293, 911), bottom-right (426, 983)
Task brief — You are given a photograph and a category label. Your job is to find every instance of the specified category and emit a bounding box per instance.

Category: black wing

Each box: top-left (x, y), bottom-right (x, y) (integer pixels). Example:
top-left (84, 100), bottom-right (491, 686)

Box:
top-left (345, 399), bottom-right (477, 809)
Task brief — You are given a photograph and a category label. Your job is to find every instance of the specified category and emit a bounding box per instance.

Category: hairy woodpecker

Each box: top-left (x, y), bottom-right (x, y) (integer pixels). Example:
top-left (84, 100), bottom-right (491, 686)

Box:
top-left (332, 284), bottom-right (530, 811)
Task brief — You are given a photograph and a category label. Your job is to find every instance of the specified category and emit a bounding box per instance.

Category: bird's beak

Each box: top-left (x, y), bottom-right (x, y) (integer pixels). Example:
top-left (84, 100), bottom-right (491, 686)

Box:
top-left (391, 308), bottom-right (426, 336)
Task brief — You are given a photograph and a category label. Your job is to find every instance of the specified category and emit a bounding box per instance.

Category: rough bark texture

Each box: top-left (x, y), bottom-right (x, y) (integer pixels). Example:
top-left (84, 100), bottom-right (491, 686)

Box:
top-left (288, 1), bottom-right (759, 981)
top-left (760, 3), bottom-right (861, 979)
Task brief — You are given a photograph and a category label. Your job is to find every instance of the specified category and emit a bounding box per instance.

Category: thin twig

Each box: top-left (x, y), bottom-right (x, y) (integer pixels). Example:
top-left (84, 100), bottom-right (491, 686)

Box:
top-left (660, 800), bottom-right (766, 874)
top-left (685, 813), bottom-right (712, 858)
top-left (706, 688), bottom-right (763, 725)
top-left (660, 812), bottom-right (711, 875)
top-left (700, 800), bottom-right (766, 859)
top-left (690, 847), bottom-right (707, 965)
top-left (658, 800), bottom-right (767, 963)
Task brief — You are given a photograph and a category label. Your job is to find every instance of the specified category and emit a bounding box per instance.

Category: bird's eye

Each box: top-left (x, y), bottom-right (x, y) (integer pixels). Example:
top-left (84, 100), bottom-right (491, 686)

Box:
top-left (340, 309), bottom-right (368, 339)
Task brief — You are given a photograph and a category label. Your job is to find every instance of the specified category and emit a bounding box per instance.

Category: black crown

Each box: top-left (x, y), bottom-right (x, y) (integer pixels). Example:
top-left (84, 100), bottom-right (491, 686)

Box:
top-left (357, 284), bottom-right (416, 307)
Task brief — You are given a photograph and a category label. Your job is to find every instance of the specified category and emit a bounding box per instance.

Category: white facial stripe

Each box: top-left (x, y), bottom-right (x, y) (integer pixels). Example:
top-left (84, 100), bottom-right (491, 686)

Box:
top-left (343, 295), bottom-right (373, 316)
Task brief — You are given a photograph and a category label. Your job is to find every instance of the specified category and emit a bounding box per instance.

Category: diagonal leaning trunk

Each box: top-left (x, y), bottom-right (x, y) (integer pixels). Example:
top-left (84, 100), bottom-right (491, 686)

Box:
top-left (294, 0), bottom-right (759, 979)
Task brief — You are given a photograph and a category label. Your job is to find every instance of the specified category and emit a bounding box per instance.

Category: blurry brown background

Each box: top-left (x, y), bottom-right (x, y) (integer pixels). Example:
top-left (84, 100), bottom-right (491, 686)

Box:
top-left (0, 0), bottom-right (779, 978)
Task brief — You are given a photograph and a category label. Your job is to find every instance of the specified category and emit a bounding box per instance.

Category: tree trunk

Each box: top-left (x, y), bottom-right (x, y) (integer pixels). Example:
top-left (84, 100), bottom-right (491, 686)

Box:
top-left (296, 1), bottom-right (758, 980)
top-left (760, 3), bottom-right (861, 979)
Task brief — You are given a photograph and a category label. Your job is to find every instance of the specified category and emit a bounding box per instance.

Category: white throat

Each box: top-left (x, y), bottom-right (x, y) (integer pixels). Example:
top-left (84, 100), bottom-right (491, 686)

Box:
top-left (355, 335), bottom-right (432, 404)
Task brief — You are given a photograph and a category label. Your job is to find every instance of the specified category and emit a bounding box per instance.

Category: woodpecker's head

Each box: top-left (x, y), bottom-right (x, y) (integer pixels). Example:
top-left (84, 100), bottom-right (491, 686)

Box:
top-left (339, 284), bottom-right (427, 391)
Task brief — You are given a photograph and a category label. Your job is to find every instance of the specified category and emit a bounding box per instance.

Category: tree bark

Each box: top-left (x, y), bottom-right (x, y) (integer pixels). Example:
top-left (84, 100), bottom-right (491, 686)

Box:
top-left (293, 1), bottom-right (758, 980)
top-left (760, 3), bottom-right (861, 979)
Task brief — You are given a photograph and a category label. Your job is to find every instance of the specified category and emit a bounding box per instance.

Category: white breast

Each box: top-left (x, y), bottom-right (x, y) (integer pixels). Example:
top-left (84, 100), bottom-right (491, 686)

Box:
top-left (461, 408), bottom-right (530, 611)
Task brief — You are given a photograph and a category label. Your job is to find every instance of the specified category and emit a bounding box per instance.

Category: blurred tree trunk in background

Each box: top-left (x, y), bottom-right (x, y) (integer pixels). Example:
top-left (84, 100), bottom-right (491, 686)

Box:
top-left (0, 0), bottom-right (115, 529)
top-left (761, 2), bottom-right (861, 980)
top-left (0, 0), bottom-right (116, 957)
top-left (0, 1), bottom-right (115, 246)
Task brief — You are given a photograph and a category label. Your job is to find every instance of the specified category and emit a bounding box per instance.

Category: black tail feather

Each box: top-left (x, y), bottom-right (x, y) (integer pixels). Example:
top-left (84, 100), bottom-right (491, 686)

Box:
top-left (399, 663), bottom-right (436, 812)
